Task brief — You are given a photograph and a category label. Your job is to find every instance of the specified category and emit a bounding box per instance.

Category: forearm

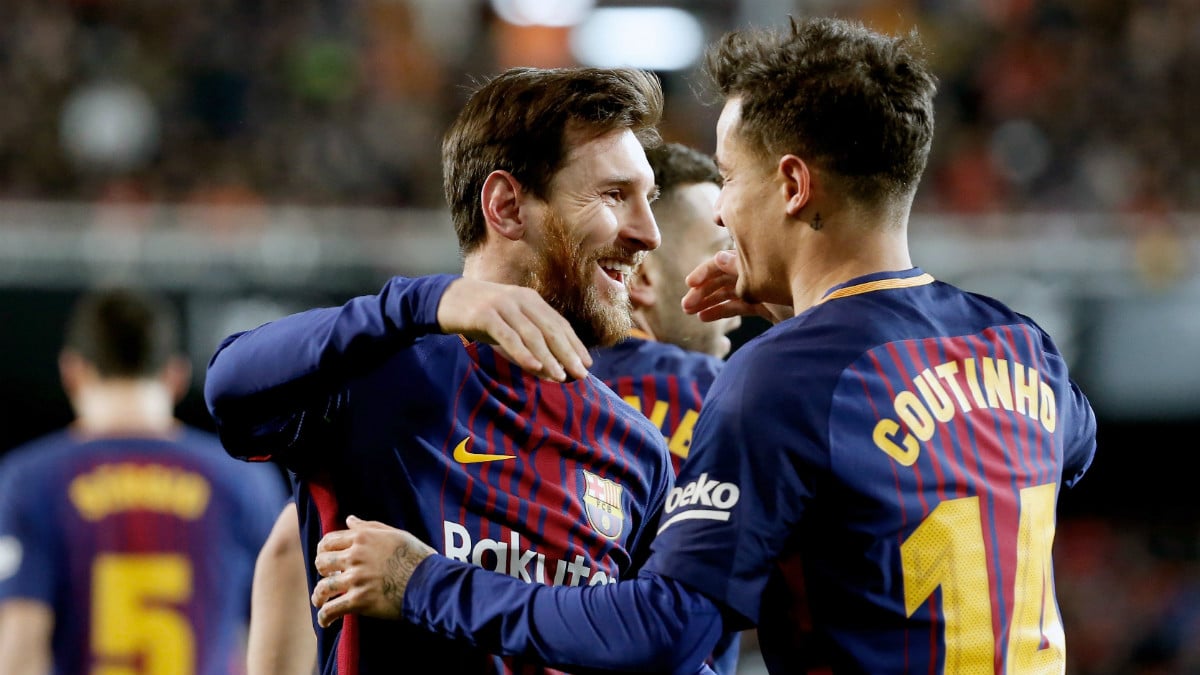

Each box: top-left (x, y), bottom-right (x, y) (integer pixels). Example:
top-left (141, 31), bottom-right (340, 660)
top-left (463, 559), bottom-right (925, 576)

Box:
top-left (205, 274), bottom-right (456, 457)
top-left (403, 557), bottom-right (722, 674)
top-left (0, 600), bottom-right (53, 675)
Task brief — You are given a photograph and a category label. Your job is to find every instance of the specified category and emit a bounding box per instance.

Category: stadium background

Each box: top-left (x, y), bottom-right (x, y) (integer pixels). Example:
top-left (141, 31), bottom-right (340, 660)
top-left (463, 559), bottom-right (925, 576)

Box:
top-left (0, 0), bottom-right (1196, 672)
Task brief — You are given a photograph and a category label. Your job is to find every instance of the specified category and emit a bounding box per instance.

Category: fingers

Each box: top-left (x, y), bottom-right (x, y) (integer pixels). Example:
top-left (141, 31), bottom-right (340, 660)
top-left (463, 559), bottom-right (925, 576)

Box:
top-left (442, 280), bottom-right (590, 382)
top-left (491, 293), bottom-right (588, 382)
top-left (313, 575), bottom-right (359, 628)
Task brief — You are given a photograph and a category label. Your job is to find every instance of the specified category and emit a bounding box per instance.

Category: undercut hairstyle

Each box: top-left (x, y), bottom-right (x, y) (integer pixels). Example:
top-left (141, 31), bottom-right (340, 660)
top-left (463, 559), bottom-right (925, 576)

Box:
top-left (645, 142), bottom-right (721, 198)
top-left (704, 16), bottom-right (937, 204)
top-left (444, 67), bottom-right (664, 254)
top-left (63, 287), bottom-right (180, 378)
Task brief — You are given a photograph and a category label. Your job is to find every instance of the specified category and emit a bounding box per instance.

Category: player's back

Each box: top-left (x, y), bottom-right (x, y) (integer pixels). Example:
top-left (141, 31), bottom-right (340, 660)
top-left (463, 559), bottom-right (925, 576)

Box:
top-left (656, 270), bottom-right (1097, 674)
top-left (0, 426), bottom-right (284, 675)
top-left (749, 272), bottom-right (1096, 673)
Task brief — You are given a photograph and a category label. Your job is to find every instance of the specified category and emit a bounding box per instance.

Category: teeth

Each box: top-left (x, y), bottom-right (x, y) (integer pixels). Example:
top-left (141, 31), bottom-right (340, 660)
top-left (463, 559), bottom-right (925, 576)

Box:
top-left (598, 260), bottom-right (634, 276)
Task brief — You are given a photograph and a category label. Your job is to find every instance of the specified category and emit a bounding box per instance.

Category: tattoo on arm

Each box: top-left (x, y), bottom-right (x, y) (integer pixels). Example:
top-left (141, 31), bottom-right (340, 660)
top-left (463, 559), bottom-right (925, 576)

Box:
top-left (381, 541), bottom-right (420, 613)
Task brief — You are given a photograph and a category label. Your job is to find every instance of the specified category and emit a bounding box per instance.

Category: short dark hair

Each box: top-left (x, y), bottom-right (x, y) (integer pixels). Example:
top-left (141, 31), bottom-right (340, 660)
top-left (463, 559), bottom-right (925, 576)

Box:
top-left (704, 16), bottom-right (937, 203)
top-left (443, 67), bottom-right (664, 254)
top-left (63, 287), bottom-right (179, 378)
top-left (645, 142), bottom-right (721, 196)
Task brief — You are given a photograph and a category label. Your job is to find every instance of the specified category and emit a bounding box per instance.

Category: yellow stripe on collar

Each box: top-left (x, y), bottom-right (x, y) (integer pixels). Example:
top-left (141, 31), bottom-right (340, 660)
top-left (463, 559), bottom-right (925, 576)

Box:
top-left (816, 273), bottom-right (935, 306)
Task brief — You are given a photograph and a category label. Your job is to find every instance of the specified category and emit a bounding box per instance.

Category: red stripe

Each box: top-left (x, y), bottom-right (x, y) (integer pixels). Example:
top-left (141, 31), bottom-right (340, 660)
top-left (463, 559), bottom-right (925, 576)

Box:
top-left (308, 476), bottom-right (359, 675)
top-left (904, 340), bottom-right (949, 504)
top-left (862, 350), bottom-right (914, 674)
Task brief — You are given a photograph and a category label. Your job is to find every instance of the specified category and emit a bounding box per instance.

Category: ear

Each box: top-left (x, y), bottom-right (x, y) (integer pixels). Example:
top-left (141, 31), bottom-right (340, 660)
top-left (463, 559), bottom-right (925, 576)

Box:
top-left (481, 170), bottom-right (528, 242)
top-left (627, 258), bottom-right (657, 311)
top-left (778, 154), bottom-right (811, 217)
top-left (58, 350), bottom-right (88, 400)
top-left (161, 356), bottom-right (192, 405)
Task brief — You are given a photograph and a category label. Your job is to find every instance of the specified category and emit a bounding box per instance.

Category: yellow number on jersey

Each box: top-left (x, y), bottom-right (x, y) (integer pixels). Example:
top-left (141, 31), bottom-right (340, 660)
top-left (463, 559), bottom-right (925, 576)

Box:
top-left (900, 486), bottom-right (1064, 673)
top-left (91, 554), bottom-right (195, 675)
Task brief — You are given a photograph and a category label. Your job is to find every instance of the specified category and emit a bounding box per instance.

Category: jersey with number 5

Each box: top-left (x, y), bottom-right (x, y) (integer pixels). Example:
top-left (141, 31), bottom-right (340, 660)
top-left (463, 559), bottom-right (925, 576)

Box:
top-left (645, 268), bottom-right (1097, 674)
top-left (0, 428), bottom-right (285, 675)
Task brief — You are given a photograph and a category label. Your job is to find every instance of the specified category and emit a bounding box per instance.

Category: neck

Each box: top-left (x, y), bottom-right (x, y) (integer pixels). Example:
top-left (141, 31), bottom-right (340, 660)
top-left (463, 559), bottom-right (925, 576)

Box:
top-left (629, 311), bottom-right (657, 341)
top-left (72, 380), bottom-right (178, 436)
top-left (788, 206), bottom-right (913, 312)
top-left (462, 249), bottom-right (526, 285)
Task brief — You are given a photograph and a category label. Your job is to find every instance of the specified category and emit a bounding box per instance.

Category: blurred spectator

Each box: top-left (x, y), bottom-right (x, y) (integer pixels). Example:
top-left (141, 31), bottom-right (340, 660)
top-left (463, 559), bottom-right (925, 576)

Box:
top-left (0, 0), bottom-right (1196, 220)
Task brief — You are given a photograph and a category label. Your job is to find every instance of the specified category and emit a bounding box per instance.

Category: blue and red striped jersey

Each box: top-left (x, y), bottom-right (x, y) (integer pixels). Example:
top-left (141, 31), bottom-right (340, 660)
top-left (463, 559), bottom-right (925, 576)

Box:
top-left (590, 332), bottom-right (739, 674)
top-left (645, 267), bottom-right (1097, 674)
top-left (0, 427), bottom-right (285, 675)
top-left (205, 275), bottom-right (674, 675)
top-left (590, 331), bottom-right (723, 474)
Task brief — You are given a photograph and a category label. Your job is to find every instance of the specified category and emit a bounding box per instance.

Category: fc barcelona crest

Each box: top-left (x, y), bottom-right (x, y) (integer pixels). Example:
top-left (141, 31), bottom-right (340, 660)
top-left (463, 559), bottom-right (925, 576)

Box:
top-left (582, 470), bottom-right (625, 539)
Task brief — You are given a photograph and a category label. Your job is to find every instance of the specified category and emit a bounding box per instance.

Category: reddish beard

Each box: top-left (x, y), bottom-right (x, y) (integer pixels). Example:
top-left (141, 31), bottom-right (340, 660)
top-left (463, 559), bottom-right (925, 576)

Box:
top-left (526, 209), bottom-right (633, 348)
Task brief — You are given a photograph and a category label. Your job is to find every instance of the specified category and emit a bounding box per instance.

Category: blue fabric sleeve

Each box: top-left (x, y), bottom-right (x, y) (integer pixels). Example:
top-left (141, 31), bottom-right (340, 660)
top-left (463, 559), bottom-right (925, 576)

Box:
top-left (203, 274), bottom-right (458, 466)
top-left (402, 555), bottom-right (722, 675)
top-left (0, 459), bottom-right (56, 605)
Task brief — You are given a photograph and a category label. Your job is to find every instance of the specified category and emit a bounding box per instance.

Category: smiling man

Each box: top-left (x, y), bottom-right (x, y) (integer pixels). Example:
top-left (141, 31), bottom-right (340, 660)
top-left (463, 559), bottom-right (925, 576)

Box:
top-left (204, 66), bottom-right (676, 674)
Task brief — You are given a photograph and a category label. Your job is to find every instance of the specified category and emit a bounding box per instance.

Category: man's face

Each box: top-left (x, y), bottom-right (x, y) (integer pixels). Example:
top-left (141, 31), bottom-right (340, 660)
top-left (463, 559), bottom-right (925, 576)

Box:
top-left (526, 128), bottom-right (660, 347)
top-left (714, 98), bottom-right (787, 305)
top-left (646, 181), bottom-right (740, 357)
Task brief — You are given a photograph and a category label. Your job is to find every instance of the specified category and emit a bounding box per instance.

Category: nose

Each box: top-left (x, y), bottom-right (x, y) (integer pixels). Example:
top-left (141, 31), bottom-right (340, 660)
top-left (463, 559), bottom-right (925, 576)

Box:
top-left (622, 196), bottom-right (660, 252)
top-left (713, 190), bottom-right (726, 228)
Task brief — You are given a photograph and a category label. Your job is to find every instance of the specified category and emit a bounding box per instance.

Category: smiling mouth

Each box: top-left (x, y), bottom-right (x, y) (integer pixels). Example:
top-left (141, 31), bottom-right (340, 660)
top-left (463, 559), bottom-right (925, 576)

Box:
top-left (598, 259), bottom-right (634, 286)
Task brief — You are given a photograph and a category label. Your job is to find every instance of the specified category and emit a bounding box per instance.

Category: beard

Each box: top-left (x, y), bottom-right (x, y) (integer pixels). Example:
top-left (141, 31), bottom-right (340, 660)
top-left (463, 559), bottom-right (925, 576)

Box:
top-left (525, 209), bottom-right (635, 348)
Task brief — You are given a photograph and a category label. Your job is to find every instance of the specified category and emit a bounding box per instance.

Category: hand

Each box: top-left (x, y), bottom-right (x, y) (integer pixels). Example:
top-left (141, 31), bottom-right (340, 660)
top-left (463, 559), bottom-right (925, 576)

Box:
top-left (311, 516), bottom-right (435, 628)
top-left (437, 278), bottom-right (592, 382)
top-left (681, 250), bottom-right (793, 324)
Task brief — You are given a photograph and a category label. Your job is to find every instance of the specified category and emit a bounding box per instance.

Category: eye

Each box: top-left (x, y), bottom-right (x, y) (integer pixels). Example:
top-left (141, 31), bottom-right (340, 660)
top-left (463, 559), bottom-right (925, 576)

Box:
top-left (602, 189), bottom-right (623, 204)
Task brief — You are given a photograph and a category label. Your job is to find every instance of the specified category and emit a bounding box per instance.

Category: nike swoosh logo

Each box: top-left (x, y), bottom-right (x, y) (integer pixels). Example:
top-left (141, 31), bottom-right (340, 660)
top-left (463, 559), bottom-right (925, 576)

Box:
top-left (452, 437), bottom-right (515, 464)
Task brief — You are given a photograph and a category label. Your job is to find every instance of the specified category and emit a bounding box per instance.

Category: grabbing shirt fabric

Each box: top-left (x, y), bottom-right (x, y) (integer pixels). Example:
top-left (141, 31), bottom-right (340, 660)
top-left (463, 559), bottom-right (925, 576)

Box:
top-left (205, 274), bottom-right (675, 675)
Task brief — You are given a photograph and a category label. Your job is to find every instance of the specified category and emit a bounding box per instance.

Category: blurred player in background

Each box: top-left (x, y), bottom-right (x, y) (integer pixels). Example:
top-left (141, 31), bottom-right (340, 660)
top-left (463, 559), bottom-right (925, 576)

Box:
top-left (205, 66), bottom-right (677, 674)
top-left (0, 287), bottom-right (285, 675)
top-left (309, 17), bottom-right (1098, 674)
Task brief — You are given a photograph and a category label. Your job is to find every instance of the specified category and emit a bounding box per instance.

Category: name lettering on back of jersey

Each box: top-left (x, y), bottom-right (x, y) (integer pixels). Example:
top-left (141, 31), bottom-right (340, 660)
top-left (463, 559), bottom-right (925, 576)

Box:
top-left (657, 472), bottom-right (741, 534)
top-left (873, 356), bottom-right (1058, 466)
top-left (68, 464), bottom-right (211, 521)
top-left (582, 470), bottom-right (625, 539)
top-left (442, 521), bottom-right (617, 586)
top-left (622, 395), bottom-right (699, 459)
top-left (452, 436), bottom-right (515, 464)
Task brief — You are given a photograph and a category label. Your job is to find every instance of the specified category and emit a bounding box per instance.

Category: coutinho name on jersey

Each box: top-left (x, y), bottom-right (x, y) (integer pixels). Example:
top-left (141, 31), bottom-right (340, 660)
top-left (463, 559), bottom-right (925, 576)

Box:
top-left (873, 355), bottom-right (1057, 466)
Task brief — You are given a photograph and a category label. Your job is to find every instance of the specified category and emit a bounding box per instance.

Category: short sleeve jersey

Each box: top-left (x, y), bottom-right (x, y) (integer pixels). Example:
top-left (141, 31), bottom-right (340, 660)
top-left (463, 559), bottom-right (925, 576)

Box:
top-left (0, 427), bottom-right (285, 675)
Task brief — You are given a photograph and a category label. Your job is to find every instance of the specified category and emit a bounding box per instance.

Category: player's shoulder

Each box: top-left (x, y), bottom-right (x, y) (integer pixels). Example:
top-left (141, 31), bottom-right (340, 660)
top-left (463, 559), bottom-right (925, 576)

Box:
top-left (593, 336), bottom-right (724, 383)
top-left (0, 429), bottom-right (79, 482)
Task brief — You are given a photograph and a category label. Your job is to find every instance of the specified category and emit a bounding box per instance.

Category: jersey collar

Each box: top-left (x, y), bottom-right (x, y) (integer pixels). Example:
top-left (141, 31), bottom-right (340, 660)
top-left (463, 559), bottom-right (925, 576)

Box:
top-left (815, 268), bottom-right (934, 307)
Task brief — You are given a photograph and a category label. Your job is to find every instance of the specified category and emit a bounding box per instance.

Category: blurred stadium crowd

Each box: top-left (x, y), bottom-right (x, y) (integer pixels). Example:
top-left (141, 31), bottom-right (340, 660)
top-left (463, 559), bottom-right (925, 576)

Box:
top-left (0, 0), bottom-right (1197, 224)
top-left (0, 1), bottom-right (1197, 674)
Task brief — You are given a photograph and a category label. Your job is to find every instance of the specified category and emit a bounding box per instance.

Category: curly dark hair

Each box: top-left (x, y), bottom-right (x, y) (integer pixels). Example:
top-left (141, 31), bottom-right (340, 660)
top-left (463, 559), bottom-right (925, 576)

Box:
top-left (443, 67), bottom-right (663, 255)
top-left (704, 16), bottom-right (937, 204)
